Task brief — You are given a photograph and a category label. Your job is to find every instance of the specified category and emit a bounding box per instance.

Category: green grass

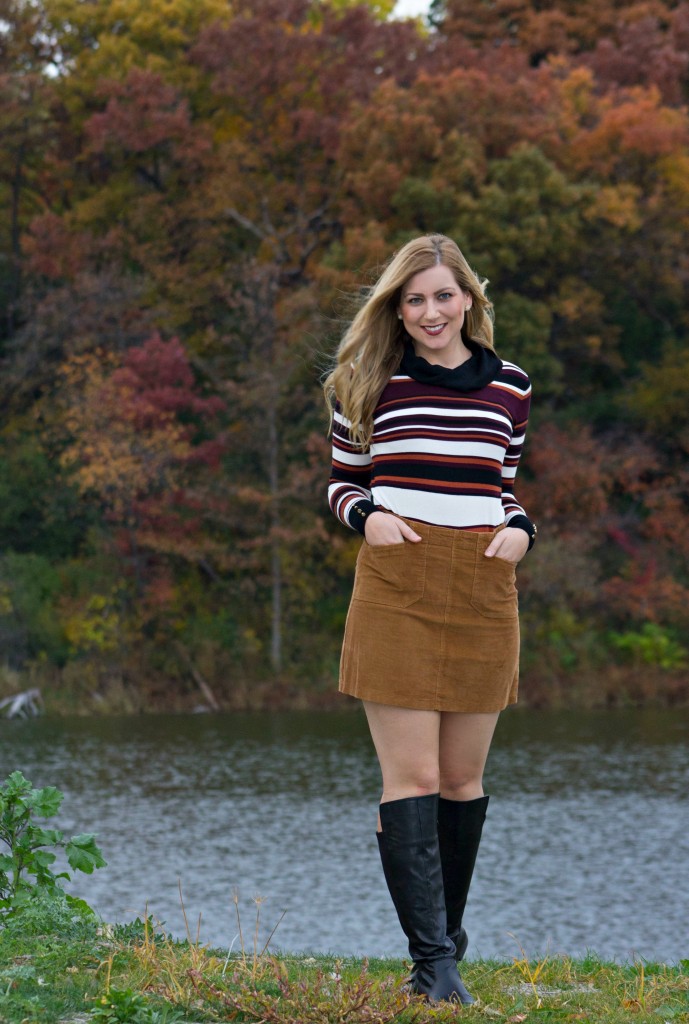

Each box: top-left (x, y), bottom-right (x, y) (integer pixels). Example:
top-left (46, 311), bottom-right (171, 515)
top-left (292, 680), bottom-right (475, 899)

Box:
top-left (0, 920), bottom-right (688, 1024)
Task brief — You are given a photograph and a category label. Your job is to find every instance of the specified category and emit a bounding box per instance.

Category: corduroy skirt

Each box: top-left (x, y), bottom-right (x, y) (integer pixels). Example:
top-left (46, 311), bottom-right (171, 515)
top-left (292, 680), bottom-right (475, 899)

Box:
top-left (339, 518), bottom-right (520, 713)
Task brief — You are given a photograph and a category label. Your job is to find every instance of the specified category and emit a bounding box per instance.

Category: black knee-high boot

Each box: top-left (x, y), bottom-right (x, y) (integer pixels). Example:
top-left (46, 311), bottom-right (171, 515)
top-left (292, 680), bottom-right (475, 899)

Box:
top-left (437, 794), bottom-right (489, 962)
top-left (376, 794), bottom-right (475, 1004)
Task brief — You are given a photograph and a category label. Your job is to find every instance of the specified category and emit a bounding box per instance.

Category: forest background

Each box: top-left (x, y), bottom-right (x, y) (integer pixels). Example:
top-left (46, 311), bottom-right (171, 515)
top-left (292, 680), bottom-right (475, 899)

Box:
top-left (1, 0), bottom-right (688, 714)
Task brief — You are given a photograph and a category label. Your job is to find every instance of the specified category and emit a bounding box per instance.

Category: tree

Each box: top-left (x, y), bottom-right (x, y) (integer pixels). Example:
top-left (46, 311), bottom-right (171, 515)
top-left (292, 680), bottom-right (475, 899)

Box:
top-left (0, 0), bottom-right (58, 341)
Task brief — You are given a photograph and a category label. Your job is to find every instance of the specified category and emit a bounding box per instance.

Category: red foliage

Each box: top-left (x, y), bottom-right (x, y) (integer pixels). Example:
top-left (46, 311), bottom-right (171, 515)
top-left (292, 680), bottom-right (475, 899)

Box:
top-left (584, 17), bottom-right (689, 105)
top-left (191, 0), bottom-right (421, 159)
top-left (112, 333), bottom-right (224, 433)
top-left (23, 212), bottom-right (90, 279)
top-left (85, 69), bottom-right (210, 162)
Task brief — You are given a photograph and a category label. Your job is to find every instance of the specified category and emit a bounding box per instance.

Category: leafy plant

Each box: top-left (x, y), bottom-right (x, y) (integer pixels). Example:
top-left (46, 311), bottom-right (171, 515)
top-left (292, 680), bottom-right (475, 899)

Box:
top-left (89, 988), bottom-right (184, 1024)
top-left (609, 622), bottom-right (688, 670)
top-left (2, 886), bottom-right (97, 939)
top-left (0, 770), bottom-right (106, 921)
top-left (188, 958), bottom-right (414, 1024)
top-left (111, 916), bottom-right (169, 946)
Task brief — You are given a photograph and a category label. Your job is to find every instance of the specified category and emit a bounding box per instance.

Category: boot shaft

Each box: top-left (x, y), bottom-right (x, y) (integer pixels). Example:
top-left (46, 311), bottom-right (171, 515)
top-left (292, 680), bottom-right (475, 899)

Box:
top-left (376, 793), bottom-right (474, 1004)
top-left (438, 794), bottom-right (489, 950)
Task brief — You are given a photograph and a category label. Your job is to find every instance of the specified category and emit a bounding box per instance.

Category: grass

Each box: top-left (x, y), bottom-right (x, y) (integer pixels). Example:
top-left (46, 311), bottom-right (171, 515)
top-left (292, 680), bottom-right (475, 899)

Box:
top-left (1, 912), bottom-right (688, 1024)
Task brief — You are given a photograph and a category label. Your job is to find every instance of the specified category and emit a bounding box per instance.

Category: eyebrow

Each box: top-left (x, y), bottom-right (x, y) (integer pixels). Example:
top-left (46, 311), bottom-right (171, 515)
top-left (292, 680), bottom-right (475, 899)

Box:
top-left (403, 286), bottom-right (458, 298)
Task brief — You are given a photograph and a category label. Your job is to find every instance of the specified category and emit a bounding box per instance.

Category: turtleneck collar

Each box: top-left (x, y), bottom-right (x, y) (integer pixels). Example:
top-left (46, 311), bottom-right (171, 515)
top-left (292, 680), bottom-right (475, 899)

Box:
top-left (400, 336), bottom-right (502, 392)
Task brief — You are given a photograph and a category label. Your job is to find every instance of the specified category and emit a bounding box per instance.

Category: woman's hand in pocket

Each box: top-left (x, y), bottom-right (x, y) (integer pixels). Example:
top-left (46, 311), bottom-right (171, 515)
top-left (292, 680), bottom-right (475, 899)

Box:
top-left (364, 512), bottom-right (422, 547)
top-left (484, 527), bottom-right (529, 564)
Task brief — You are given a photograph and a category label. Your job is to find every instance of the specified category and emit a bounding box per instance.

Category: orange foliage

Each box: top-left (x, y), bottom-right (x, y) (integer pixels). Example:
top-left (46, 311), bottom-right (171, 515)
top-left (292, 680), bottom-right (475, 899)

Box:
top-left (59, 334), bottom-right (224, 523)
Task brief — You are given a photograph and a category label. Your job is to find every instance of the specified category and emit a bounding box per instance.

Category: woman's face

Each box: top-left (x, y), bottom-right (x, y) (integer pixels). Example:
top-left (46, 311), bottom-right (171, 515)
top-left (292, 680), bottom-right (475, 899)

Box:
top-left (398, 264), bottom-right (472, 367)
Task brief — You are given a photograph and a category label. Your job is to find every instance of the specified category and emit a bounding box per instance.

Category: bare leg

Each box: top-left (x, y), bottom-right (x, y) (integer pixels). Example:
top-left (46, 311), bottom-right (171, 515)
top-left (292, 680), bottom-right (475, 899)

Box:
top-left (365, 701), bottom-right (475, 1004)
top-left (437, 712), bottom-right (498, 961)
top-left (438, 711), bottom-right (499, 801)
top-left (363, 701), bottom-right (441, 808)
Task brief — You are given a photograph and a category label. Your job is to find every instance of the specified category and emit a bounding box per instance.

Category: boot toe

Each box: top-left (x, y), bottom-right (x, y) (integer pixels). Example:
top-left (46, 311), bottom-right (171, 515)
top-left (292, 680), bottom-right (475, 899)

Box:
top-left (412, 956), bottom-right (475, 1004)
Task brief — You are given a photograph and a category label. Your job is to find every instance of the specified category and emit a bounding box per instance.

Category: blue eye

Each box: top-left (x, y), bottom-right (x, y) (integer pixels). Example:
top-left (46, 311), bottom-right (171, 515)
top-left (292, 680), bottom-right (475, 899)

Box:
top-left (438, 292), bottom-right (453, 300)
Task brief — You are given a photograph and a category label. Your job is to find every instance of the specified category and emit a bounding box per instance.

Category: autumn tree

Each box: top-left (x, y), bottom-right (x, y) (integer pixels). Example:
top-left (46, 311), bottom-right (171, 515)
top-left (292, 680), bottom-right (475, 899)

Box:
top-left (52, 334), bottom-right (228, 689)
top-left (168, 0), bottom-right (421, 671)
top-left (0, 0), bottom-right (59, 341)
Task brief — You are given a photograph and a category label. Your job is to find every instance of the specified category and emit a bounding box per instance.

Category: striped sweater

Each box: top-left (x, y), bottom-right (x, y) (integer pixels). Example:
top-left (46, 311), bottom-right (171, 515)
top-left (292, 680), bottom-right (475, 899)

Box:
top-left (329, 358), bottom-right (532, 534)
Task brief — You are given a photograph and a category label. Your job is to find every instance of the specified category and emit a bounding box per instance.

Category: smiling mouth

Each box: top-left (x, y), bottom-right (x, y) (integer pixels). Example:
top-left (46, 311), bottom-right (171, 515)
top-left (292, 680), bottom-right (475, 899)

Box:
top-left (421, 324), bottom-right (446, 336)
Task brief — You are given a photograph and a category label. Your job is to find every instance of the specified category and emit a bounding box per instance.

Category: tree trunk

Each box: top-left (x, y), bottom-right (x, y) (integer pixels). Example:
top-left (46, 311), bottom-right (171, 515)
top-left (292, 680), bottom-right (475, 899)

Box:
top-left (267, 394), bottom-right (282, 675)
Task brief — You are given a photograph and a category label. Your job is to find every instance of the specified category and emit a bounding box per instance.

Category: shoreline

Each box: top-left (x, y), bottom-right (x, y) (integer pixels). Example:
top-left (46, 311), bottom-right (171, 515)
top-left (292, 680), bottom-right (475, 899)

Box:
top-left (1, 924), bottom-right (687, 1023)
top-left (2, 668), bottom-right (689, 719)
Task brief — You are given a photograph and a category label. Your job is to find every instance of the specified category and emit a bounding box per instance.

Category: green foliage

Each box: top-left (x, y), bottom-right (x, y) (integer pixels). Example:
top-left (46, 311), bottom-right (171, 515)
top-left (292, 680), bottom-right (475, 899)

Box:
top-left (391, 177), bottom-right (458, 234)
top-left (0, 551), bottom-right (70, 665)
top-left (2, 886), bottom-right (98, 939)
top-left (189, 958), bottom-right (413, 1023)
top-left (0, 433), bottom-right (89, 560)
top-left (458, 145), bottom-right (591, 291)
top-left (111, 916), bottom-right (169, 945)
top-left (494, 290), bottom-right (563, 397)
top-left (89, 988), bottom-right (184, 1024)
top-left (2, 912), bottom-right (689, 1024)
top-left (0, 771), bottom-right (106, 923)
top-left (609, 623), bottom-right (688, 671)
top-left (623, 342), bottom-right (689, 440)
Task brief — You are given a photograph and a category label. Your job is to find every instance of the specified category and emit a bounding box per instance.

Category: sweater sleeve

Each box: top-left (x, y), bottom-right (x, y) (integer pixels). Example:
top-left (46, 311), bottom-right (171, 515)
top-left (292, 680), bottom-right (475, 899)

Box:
top-left (328, 405), bottom-right (375, 532)
top-left (500, 367), bottom-right (534, 534)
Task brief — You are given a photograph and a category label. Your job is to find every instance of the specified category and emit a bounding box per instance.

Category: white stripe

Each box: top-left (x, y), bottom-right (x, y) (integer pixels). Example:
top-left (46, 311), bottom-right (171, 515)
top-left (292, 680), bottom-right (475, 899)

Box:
top-left (332, 446), bottom-right (372, 468)
top-left (375, 406), bottom-right (513, 429)
top-left (371, 487), bottom-right (505, 528)
top-left (493, 380), bottom-right (531, 399)
top-left (373, 439), bottom-right (505, 460)
top-left (501, 360), bottom-right (529, 378)
top-left (333, 409), bottom-right (353, 429)
top-left (328, 482), bottom-right (371, 502)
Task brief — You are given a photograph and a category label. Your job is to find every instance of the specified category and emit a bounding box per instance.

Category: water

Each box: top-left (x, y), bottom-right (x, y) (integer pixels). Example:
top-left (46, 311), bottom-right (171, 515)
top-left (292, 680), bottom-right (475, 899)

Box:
top-left (0, 709), bottom-right (687, 963)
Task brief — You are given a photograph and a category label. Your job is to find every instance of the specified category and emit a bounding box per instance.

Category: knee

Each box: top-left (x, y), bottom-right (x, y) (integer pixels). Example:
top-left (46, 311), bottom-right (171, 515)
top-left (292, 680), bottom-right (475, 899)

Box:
top-left (383, 768), bottom-right (440, 801)
top-left (410, 775), bottom-right (442, 798)
top-left (439, 769), bottom-right (484, 802)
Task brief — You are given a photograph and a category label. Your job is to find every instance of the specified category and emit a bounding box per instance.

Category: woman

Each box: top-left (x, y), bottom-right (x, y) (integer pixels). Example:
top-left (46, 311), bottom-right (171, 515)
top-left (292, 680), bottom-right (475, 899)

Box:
top-left (324, 234), bottom-right (536, 1004)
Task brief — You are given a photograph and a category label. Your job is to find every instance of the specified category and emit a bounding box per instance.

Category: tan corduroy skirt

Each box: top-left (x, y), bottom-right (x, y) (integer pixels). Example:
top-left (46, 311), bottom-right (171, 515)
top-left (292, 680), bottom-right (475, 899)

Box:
top-left (339, 518), bottom-right (520, 713)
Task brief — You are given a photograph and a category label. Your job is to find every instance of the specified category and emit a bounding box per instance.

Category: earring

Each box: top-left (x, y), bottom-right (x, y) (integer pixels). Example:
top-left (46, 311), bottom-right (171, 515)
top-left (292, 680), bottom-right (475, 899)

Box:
top-left (397, 313), bottom-right (402, 320)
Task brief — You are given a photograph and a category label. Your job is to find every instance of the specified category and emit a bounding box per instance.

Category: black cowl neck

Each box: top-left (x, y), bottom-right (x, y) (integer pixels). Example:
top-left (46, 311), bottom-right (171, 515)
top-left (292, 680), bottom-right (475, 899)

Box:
top-left (400, 336), bottom-right (502, 392)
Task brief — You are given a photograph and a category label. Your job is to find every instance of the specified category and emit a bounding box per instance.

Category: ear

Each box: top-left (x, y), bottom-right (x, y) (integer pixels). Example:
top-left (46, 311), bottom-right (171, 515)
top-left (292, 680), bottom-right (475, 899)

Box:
top-left (464, 294), bottom-right (473, 311)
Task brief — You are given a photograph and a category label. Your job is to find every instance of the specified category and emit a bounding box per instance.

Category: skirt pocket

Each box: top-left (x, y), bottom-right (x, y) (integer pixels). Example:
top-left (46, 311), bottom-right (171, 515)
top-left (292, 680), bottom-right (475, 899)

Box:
top-left (353, 540), bottom-right (427, 608)
top-left (469, 554), bottom-right (518, 619)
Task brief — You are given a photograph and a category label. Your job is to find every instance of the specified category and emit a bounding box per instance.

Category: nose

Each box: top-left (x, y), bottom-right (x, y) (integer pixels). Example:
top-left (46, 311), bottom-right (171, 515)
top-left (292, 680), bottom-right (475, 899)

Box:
top-left (426, 301), bottom-right (440, 320)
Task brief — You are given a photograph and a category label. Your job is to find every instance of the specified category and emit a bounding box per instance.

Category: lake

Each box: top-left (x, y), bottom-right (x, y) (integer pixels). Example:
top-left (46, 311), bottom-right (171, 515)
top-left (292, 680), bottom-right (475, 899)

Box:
top-left (1, 708), bottom-right (687, 963)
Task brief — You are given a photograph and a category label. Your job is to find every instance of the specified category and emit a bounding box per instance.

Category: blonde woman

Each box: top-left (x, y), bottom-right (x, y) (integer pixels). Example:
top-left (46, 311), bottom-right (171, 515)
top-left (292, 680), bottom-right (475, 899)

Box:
top-left (324, 235), bottom-right (536, 1004)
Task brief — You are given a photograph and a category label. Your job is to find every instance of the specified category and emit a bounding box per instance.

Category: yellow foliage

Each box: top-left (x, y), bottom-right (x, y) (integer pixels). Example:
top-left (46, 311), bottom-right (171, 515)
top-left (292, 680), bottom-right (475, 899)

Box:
top-left (585, 184), bottom-right (642, 231)
top-left (44, 0), bottom-right (231, 102)
top-left (658, 152), bottom-right (689, 213)
top-left (553, 279), bottom-right (605, 324)
top-left (57, 351), bottom-right (192, 517)
top-left (0, 583), bottom-right (14, 616)
top-left (63, 592), bottom-right (123, 654)
top-left (325, 0), bottom-right (396, 19)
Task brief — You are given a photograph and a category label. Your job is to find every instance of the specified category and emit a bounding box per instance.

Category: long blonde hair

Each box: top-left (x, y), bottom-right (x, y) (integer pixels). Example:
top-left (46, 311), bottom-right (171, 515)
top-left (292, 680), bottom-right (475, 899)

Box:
top-left (323, 234), bottom-right (494, 448)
